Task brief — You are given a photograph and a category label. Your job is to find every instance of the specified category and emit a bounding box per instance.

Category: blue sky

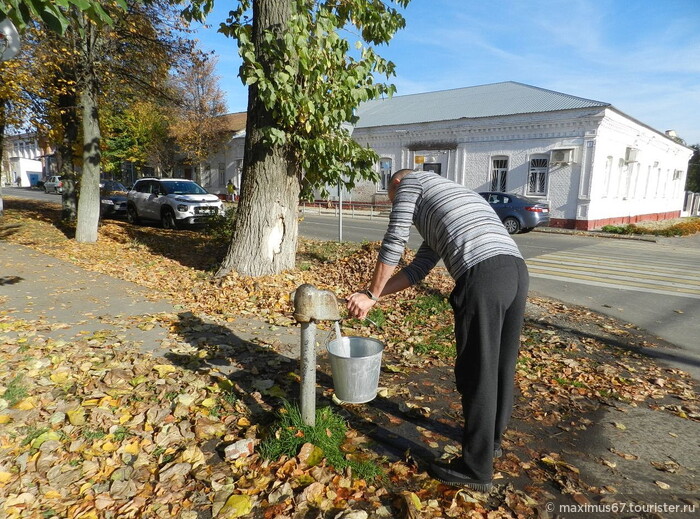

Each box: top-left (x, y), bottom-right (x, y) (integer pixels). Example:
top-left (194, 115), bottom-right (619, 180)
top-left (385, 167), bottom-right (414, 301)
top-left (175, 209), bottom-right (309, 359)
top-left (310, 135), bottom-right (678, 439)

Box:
top-left (192, 0), bottom-right (700, 145)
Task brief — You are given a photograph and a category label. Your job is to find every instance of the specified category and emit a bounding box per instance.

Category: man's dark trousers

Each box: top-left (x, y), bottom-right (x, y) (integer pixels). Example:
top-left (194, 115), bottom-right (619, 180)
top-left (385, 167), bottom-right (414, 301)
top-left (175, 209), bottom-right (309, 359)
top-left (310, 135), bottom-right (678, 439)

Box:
top-left (449, 254), bottom-right (529, 482)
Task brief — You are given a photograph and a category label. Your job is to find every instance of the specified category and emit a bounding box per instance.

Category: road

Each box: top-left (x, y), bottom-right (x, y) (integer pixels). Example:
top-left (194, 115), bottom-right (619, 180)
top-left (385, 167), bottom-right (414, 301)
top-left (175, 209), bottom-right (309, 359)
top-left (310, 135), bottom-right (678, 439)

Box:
top-left (5, 188), bottom-right (699, 379)
top-left (297, 211), bottom-right (700, 380)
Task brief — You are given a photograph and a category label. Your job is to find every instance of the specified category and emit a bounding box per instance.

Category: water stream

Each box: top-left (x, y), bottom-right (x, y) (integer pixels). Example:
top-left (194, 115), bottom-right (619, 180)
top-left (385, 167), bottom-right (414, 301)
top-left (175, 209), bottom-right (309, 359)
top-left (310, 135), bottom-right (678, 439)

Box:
top-left (333, 320), bottom-right (350, 357)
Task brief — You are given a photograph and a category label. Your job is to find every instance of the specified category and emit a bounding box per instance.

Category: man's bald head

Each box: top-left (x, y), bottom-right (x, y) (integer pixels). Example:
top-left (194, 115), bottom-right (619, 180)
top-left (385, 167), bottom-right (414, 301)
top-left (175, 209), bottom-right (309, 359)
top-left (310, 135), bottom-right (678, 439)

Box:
top-left (388, 169), bottom-right (415, 202)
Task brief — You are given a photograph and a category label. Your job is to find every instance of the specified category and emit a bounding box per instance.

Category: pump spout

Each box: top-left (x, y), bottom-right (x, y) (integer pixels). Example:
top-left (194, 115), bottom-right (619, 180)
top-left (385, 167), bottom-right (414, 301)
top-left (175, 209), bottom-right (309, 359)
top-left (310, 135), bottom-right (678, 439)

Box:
top-left (292, 284), bottom-right (341, 323)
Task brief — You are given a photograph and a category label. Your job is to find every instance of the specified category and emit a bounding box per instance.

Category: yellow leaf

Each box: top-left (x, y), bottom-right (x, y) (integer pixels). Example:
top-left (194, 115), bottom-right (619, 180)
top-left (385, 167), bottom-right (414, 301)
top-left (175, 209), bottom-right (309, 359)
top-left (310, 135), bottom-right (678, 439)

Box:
top-left (201, 398), bottom-right (217, 408)
top-left (218, 494), bottom-right (253, 518)
top-left (14, 398), bottom-right (35, 410)
top-left (0, 471), bottom-right (13, 483)
top-left (237, 417), bottom-right (251, 427)
top-left (120, 440), bottom-right (140, 456)
top-left (0, 415), bottom-right (12, 424)
top-left (102, 441), bottom-right (118, 453)
top-left (99, 396), bottom-right (119, 408)
top-left (409, 492), bottom-right (423, 511)
top-left (44, 490), bottom-right (62, 499)
top-left (50, 372), bottom-right (70, 384)
top-left (80, 482), bottom-right (93, 494)
top-left (179, 445), bottom-right (205, 468)
top-left (67, 408), bottom-right (86, 426)
top-left (82, 399), bottom-right (100, 407)
top-left (119, 413), bottom-right (132, 425)
top-left (153, 364), bottom-right (177, 377)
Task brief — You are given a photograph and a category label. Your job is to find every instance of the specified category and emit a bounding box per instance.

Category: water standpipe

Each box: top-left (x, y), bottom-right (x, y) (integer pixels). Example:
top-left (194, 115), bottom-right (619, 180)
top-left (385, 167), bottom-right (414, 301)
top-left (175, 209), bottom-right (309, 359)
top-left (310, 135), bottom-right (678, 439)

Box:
top-left (292, 284), bottom-right (341, 426)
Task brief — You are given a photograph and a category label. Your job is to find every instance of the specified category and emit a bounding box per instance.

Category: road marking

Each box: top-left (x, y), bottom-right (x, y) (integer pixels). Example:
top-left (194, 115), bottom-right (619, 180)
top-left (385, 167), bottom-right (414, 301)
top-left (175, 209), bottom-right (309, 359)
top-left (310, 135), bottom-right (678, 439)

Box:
top-left (527, 250), bottom-right (700, 299)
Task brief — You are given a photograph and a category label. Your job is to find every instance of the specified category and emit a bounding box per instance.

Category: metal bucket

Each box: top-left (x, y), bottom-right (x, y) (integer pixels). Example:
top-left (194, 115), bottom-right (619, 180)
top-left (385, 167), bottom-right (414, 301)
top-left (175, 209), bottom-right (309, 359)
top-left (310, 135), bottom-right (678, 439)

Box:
top-left (327, 336), bottom-right (384, 404)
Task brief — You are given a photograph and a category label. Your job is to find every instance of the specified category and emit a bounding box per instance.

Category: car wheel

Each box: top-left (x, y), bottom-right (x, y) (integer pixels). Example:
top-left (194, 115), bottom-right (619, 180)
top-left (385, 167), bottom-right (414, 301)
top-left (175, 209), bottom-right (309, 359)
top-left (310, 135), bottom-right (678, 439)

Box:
top-left (161, 208), bottom-right (178, 229)
top-left (503, 217), bottom-right (521, 234)
top-left (127, 205), bottom-right (140, 225)
top-left (44, 186), bottom-right (49, 193)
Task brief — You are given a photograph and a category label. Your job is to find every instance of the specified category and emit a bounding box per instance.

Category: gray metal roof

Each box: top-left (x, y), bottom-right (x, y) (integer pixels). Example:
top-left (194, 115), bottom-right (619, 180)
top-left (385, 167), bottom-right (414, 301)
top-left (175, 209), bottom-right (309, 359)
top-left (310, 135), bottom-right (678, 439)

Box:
top-left (354, 81), bottom-right (610, 128)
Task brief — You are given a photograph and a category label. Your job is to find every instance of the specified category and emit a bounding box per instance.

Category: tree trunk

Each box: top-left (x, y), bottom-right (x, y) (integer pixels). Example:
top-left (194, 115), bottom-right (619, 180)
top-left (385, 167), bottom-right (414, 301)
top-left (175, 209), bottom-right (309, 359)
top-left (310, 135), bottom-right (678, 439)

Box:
top-left (217, 0), bottom-right (300, 277)
top-left (58, 90), bottom-right (79, 221)
top-left (75, 23), bottom-right (101, 243)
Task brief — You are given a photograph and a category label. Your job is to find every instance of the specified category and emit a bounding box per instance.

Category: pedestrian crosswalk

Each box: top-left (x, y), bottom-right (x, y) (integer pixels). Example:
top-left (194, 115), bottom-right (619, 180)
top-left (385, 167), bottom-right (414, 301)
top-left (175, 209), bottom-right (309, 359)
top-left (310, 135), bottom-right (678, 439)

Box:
top-left (526, 245), bottom-right (700, 299)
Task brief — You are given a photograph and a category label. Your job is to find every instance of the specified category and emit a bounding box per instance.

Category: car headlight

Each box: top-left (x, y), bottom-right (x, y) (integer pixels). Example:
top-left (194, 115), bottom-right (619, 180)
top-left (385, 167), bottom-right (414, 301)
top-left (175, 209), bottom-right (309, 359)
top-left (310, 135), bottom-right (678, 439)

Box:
top-left (177, 204), bottom-right (189, 212)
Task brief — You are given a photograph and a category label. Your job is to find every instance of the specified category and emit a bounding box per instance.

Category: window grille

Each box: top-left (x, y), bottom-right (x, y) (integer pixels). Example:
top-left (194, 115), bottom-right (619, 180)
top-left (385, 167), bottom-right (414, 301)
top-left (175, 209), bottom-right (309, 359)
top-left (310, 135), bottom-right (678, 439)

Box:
top-left (491, 158), bottom-right (508, 191)
top-left (527, 157), bottom-right (548, 195)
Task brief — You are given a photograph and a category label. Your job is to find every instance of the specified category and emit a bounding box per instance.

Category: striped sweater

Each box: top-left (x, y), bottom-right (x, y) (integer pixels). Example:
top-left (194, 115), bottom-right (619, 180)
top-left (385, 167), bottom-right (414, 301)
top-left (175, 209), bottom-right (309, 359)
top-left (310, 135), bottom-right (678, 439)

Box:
top-left (378, 172), bottom-right (523, 285)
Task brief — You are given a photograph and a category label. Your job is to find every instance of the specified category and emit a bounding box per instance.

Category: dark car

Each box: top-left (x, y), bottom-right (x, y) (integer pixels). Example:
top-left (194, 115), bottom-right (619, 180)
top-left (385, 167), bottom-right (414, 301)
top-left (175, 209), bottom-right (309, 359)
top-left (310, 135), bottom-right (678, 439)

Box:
top-left (100, 181), bottom-right (128, 218)
top-left (479, 191), bottom-right (550, 234)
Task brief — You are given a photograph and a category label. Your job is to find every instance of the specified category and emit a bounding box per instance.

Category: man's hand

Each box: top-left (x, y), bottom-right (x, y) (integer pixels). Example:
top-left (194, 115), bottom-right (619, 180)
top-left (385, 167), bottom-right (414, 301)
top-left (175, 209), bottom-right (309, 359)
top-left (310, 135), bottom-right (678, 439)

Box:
top-left (346, 292), bottom-right (376, 320)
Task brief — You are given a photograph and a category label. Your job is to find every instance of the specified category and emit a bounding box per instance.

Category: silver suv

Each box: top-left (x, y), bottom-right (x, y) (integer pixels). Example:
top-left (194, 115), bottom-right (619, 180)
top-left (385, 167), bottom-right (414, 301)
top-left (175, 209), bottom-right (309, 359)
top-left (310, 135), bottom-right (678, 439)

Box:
top-left (126, 178), bottom-right (224, 229)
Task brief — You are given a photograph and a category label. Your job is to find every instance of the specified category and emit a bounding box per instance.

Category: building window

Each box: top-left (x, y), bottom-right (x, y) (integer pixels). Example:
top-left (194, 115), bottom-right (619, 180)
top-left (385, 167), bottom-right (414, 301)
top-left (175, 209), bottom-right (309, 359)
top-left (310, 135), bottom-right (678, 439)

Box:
top-left (527, 157), bottom-right (548, 196)
top-left (490, 157), bottom-right (508, 191)
top-left (218, 163), bottom-right (225, 186)
top-left (378, 158), bottom-right (392, 192)
top-left (673, 170), bottom-right (682, 180)
top-left (423, 163), bottom-right (442, 175)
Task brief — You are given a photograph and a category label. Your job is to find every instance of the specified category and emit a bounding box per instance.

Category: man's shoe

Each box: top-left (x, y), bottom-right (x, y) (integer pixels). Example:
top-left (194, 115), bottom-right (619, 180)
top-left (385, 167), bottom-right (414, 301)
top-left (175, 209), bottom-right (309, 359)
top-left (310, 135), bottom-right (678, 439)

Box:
top-left (428, 458), bottom-right (493, 492)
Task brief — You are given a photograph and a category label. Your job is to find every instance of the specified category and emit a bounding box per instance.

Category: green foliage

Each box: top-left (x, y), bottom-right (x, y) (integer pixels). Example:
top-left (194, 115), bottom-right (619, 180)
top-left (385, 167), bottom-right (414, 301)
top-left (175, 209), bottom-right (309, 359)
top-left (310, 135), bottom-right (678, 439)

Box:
top-left (0, 0), bottom-right (127, 34)
top-left (203, 205), bottom-right (237, 241)
top-left (102, 102), bottom-right (172, 177)
top-left (260, 401), bottom-right (382, 481)
top-left (184, 0), bottom-right (410, 192)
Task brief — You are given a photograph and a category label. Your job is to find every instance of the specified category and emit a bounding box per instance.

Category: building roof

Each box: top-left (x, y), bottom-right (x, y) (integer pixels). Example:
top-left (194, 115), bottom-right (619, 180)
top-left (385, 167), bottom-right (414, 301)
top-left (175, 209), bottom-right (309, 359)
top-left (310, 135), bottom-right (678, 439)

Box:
top-left (354, 81), bottom-right (610, 128)
top-left (219, 112), bottom-right (247, 133)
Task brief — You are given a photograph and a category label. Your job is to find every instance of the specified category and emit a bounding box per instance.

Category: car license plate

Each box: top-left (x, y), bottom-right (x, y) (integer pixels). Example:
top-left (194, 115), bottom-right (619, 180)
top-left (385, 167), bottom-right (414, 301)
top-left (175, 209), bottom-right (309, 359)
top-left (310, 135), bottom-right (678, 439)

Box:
top-left (196, 207), bottom-right (216, 215)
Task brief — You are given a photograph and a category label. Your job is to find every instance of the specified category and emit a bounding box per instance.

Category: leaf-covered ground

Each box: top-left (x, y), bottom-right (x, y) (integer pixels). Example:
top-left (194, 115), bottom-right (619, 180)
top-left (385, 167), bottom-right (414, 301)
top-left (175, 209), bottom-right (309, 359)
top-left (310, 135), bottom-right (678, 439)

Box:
top-left (1, 199), bottom-right (698, 518)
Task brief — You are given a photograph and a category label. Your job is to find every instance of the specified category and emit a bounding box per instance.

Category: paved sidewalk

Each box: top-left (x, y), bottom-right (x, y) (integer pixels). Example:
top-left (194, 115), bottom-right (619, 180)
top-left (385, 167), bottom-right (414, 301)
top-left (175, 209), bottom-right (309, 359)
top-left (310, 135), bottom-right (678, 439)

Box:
top-left (1, 241), bottom-right (174, 352)
top-left (1, 239), bottom-right (698, 517)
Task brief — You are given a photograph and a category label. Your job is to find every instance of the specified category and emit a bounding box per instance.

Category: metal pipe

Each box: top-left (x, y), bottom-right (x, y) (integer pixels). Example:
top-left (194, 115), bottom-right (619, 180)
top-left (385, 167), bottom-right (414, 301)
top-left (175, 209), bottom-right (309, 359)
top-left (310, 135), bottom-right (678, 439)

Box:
top-left (299, 320), bottom-right (317, 426)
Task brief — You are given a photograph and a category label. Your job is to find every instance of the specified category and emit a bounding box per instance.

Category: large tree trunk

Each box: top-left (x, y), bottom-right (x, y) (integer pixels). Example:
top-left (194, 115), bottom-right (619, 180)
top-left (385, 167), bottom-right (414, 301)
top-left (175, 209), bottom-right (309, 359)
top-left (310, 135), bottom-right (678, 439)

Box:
top-left (217, 0), bottom-right (300, 278)
top-left (75, 23), bottom-right (101, 243)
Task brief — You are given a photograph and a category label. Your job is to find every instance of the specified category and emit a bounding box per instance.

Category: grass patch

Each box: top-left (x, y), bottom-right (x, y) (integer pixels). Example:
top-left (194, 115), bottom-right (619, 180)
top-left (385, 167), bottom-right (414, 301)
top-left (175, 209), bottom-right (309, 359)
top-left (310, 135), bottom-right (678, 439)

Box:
top-left (82, 429), bottom-right (107, 440)
top-left (297, 239), bottom-right (363, 265)
top-left (403, 293), bottom-right (455, 356)
top-left (2, 375), bottom-right (28, 406)
top-left (260, 402), bottom-right (383, 482)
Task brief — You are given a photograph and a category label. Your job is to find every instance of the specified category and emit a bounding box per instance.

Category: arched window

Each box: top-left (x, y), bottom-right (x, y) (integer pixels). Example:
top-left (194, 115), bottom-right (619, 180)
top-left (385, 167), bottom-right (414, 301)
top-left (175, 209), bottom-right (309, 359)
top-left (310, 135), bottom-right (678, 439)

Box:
top-left (527, 156), bottom-right (548, 196)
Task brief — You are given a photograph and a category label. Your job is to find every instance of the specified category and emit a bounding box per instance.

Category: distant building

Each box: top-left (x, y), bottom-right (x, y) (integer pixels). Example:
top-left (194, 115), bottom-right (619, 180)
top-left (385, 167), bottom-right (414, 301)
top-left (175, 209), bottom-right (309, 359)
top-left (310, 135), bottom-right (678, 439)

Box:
top-left (139, 82), bottom-right (694, 229)
top-left (349, 81), bottom-right (692, 229)
top-left (178, 112), bottom-right (247, 196)
top-left (1, 133), bottom-right (53, 187)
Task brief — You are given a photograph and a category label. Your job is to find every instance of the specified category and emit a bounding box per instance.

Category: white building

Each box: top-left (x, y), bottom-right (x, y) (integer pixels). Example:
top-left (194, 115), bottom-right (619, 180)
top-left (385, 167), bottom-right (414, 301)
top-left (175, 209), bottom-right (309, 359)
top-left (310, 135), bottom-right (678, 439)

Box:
top-left (176, 113), bottom-right (247, 196)
top-left (349, 82), bottom-right (692, 230)
top-left (1, 133), bottom-right (47, 187)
